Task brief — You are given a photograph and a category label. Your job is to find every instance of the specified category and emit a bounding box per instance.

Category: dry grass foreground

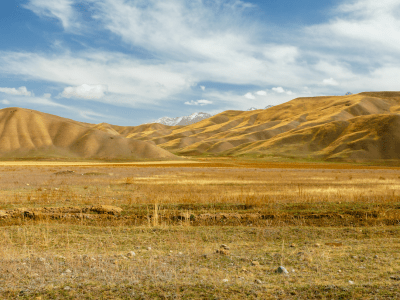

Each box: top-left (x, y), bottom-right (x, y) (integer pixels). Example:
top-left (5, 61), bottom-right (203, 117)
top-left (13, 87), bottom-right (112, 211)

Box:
top-left (0, 161), bottom-right (400, 299)
top-left (110, 91), bottom-right (400, 161)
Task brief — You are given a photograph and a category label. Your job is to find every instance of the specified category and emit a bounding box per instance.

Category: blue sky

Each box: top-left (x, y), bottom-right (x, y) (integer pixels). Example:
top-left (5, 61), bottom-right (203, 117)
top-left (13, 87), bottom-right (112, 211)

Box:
top-left (1, 0), bottom-right (399, 125)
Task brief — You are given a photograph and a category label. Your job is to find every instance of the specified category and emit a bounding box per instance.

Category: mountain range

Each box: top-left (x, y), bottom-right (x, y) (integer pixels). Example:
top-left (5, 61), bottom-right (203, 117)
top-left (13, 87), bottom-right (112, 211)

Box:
top-left (153, 106), bottom-right (274, 126)
top-left (1, 92), bottom-right (400, 161)
top-left (152, 112), bottom-right (212, 126)
top-left (112, 92), bottom-right (400, 161)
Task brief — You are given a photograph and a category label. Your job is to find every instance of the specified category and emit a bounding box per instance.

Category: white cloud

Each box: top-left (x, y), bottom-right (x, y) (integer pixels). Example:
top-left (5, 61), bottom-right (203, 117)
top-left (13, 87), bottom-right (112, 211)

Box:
top-left (43, 93), bottom-right (52, 98)
top-left (23, 0), bottom-right (77, 30)
top-left (200, 86), bottom-right (206, 91)
top-left (307, 0), bottom-right (400, 53)
top-left (322, 78), bottom-right (339, 86)
top-left (1, 100), bottom-right (10, 105)
top-left (272, 87), bottom-right (285, 93)
top-left (244, 92), bottom-right (255, 99)
top-left (256, 90), bottom-right (267, 96)
top-left (78, 110), bottom-right (107, 120)
top-left (5, 0), bottom-right (400, 112)
top-left (60, 84), bottom-right (108, 99)
top-left (0, 51), bottom-right (191, 106)
top-left (0, 86), bottom-right (33, 96)
top-left (184, 99), bottom-right (213, 106)
top-left (271, 87), bottom-right (294, 96)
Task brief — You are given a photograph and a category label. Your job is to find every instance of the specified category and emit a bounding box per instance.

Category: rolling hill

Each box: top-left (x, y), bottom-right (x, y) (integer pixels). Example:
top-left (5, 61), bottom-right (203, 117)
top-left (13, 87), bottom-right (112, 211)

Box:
top-left (2, 91), bottom-right (400, 161)
top-left (108, 92), bottom-right (400, 161)
top-left (0, 108), bottom-right (176, 160)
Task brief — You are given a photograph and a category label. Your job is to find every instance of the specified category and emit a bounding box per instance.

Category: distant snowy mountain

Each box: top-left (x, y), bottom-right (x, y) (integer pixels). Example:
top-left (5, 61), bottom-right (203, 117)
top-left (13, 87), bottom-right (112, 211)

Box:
top-left (153, 112), bottom-right (212, 126)
top-left (265, 105), bottom-right (274, 109)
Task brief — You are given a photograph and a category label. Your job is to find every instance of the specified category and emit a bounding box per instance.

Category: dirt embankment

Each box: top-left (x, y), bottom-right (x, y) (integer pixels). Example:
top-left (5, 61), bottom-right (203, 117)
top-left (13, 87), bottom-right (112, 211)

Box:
top-left (1, 205), bottom-right (399, 227)
top-left (0, 205), bottom-right (122, 220)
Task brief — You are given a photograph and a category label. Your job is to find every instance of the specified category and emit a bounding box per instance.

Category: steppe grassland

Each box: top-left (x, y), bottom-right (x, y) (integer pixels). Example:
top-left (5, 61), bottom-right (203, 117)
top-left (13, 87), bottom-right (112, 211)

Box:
top-left (0, 160), bottom-right (400, 299)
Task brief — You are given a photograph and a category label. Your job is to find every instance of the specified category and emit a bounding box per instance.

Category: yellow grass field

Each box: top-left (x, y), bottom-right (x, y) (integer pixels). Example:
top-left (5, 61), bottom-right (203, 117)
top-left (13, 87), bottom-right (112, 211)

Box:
top-left (1, 159), bottom-right (400, 299)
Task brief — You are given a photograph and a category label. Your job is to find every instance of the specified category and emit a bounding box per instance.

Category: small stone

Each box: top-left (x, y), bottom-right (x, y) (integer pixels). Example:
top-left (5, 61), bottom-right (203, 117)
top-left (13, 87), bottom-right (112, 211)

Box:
top-left (178, 252), bottom-right (183, 255)
top-left (390, 276), bottom-right (400, 281)
top-left (254, 279), bottom-right (262, 284)
top-left (222, 279), bottom-right (229, 283)
top-left (65, 269), bottom-right (72, 273)
top-left (314, 243), bottom-right (321, 247)
top-left (147, 247), bottom-right (152, 251)
top-left (276, 266), bottom-right (289, 274)
top-left (290, 243), bottom-right (297, 248)
top-left (202, 254), bottom-right (208, 259)
top-left (348, 280), bottom-right (354, 285)
top-left (216, 249), bottom-right (230, 255)
top-left (251, 261), bottom-right (260, 266)
top-left (374, 255), bottom-right (379, 259)
top-left (64, 286), bottom-right (71, 291)
top-left (220, 244), bottom-right (230, 250)
top-left (127, 251), bottom-right (136, 258)
top-left (351, 255), bottom-right (358, 259)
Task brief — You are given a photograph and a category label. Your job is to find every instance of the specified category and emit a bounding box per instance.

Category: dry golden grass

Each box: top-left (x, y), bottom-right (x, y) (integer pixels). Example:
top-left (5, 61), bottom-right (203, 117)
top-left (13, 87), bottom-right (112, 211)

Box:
top-left (113, 91), bottom-right (400, 161)
top-left (0, 160), bottom-right (400, 299)
top-left (0, 107), bottom-right (176, 160)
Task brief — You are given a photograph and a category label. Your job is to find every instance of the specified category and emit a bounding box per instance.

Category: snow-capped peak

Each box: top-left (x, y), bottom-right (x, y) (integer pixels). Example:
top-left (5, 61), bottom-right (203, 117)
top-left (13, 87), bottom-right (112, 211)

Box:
top-left (152, 112), bottom-right (212, 126)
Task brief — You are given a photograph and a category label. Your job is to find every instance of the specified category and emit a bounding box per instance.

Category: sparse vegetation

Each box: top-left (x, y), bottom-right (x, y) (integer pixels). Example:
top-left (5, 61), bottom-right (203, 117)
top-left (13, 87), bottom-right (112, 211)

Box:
top-left (0, 159), bottom-right (400, 299)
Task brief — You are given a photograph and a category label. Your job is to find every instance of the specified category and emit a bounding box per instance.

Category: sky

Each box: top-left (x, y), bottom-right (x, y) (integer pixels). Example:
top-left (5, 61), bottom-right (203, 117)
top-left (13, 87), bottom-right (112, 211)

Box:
top-left (0, 0), bottom-right (400, 125)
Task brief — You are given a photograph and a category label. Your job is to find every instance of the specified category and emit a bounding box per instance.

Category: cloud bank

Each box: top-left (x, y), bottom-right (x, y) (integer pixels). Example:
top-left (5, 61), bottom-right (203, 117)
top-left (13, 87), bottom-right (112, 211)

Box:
top-left (0, 86), bottom-right (33, 96)
top-left (61, 84), bottom-right (108, 99)
top-left (185, 100), bottom-right (213, 106)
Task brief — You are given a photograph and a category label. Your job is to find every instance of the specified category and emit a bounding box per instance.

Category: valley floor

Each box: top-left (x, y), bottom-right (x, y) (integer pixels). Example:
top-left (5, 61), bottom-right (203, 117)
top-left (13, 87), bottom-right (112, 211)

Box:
top-left (0, 159), bottom-right (399, 299)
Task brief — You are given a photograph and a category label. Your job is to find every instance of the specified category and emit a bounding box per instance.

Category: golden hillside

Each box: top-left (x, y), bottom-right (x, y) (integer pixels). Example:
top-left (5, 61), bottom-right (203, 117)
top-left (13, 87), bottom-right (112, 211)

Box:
top-left (112, 92), bottom-right (400, 161)
top-left (0, 108), bottom-right (175, 160)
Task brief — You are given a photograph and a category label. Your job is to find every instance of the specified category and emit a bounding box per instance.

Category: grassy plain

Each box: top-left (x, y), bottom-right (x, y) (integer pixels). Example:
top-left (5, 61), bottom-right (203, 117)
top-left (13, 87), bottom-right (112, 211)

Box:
top-left (0, 158), bottom-right (400, 299)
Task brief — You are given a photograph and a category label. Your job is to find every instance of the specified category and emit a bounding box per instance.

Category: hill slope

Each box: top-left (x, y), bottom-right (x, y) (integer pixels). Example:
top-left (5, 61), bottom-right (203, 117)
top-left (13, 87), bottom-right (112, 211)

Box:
top-left (0, 108), bottom-right (176, 160)
top-left (117, 92), bottom-right (400, 161)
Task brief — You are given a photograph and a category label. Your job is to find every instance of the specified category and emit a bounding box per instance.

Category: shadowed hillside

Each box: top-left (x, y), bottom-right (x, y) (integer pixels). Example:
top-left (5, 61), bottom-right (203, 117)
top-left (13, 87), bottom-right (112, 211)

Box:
top-left (0, 108), bottom-right (176, 160)
top-left (112, 92), bottom-right (400, 161)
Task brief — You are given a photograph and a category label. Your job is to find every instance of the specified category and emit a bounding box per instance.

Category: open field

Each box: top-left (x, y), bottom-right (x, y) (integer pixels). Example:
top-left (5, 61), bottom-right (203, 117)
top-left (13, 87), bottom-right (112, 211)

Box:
top-left (1, 159), bottom-right (400, 299)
